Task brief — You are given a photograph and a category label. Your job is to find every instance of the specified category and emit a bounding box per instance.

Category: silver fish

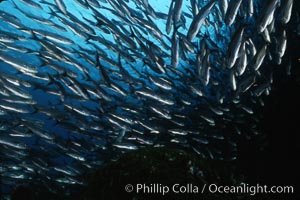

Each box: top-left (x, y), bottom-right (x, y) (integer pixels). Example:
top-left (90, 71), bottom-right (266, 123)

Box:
top-left (225, 0), bottom-right (242, 26)
top-left (187, 0), bottom-right (217, 41)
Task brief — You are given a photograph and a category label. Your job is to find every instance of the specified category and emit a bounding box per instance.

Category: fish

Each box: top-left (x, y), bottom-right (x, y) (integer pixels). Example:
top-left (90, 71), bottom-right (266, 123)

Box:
top-left (0, 53), bottom-right (38, 74)
top-left (171, 23), bottom-right (180, 68)
top-left (135, 88), bottom-right (175, 106)
top-left (229, 70), bottom-right (237, 91)
top-left (278, 0), bottom-right (294, 24)
top-left (252, 44), bottom-right (268, 71)
top-left (226, 26), bottom-right (245, 69)
top-left (257, 0), bottom-right (279, 33)
top-left (276, 30), bottom-right (287, 64)
top-left (235, 41), bottom-right (247, 76)
top-left (225, 0), bottom-right (242, 26)
top-left (173, 0), bottom-right (183, 23)
top-left (0, 0), bottom-right (296, 198)
top-left (199, 52), bottom-right (211, 86)
top-left (219, 0), bottom-right (228, 17)
top-left (166, 0), bottom-right (175, 34)
top-left (190, 0), bottom-right (199, 16)
top-left (0, 138), bottom-right (27, 150)
top-left (187, 0), bottom-right (217, 41)
top-left (54, 0), bottom-right (67, 15)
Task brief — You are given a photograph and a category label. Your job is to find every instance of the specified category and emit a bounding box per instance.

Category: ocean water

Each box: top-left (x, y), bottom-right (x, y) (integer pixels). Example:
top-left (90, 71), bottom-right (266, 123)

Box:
top-left (0, 0), bottom-right (297, 198)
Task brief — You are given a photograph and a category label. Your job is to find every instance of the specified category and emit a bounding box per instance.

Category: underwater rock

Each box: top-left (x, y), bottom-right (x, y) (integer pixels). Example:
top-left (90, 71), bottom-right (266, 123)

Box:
top-left (85, 147), bottom-right (247, 200)
top-left (11, 185), bottom-right (34, 200)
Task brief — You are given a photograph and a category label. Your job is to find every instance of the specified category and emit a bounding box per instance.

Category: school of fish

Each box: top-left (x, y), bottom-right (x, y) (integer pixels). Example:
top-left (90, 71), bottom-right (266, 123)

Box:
top-left (0, 0), bottom-right (297, 197)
